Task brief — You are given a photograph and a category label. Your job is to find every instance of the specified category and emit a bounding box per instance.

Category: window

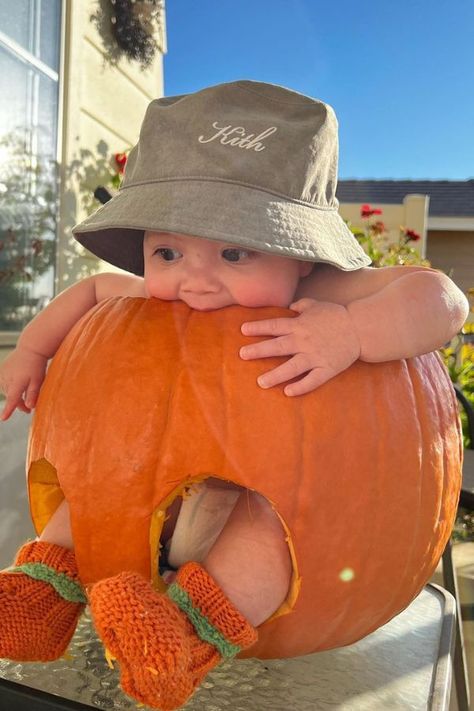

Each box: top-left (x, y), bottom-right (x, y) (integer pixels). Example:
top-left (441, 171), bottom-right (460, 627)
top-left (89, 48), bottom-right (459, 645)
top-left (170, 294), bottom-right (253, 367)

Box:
top-left (0, 0), bottom-right (62, 334)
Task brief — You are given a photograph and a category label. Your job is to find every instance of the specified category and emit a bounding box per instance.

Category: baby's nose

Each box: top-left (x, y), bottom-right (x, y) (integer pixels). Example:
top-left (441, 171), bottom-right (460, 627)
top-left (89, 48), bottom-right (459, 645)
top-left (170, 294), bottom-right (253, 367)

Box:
top-left (182, 267), bottom-right (220, 293)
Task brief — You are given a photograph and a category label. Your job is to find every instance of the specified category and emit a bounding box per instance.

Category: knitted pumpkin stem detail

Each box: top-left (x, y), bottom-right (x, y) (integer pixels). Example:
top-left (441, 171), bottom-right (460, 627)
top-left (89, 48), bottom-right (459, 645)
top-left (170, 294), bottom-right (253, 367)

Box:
top-left (170, 561), bottom-right (258, 654)
top-left (0, 540), bottom-right (85, 661)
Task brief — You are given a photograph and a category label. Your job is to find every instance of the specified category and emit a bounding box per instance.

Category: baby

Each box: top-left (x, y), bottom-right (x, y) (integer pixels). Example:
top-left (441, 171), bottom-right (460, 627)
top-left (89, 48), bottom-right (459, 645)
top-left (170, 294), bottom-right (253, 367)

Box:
top-left (0, 81), bottom-right (469, 711)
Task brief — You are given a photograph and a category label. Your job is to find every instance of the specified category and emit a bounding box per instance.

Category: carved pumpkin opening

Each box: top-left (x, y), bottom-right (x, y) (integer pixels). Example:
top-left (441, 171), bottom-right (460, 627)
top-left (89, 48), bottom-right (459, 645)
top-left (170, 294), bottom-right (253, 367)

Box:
top-left (28, 458), bottom-right (64, 536)
top-left (149, 475), bottom-right (301, 621)
top-left (26, 461), bottom-right (301, 621)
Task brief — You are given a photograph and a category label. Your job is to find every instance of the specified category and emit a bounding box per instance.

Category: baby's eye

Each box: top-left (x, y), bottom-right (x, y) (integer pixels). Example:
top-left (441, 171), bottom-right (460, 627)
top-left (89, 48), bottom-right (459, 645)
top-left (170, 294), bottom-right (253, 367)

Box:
top-left (154, 247), bottom-right (182, 262)
top-left (222, 248), bottom-right (252, 263)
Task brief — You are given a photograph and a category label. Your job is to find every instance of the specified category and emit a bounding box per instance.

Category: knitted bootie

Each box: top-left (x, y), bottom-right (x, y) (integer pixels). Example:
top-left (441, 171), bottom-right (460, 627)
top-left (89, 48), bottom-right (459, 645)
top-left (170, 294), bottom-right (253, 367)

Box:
top-left (89, 562), bottom-right (258, 710)
top-left (0, 540), bottom-right (86, 661)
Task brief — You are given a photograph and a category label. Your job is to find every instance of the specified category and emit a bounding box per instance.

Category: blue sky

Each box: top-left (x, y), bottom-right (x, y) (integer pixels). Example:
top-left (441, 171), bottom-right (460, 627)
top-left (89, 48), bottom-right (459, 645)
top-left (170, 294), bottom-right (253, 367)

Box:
top-left (163, 0), bottom-right (474, 180)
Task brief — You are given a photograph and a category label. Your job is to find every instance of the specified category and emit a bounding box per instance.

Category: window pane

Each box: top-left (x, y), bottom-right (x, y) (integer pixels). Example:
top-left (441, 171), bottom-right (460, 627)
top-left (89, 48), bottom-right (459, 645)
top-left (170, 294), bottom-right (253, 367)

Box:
top-left (0, 45), bottom-right (30, 137)
top-left (0, 131), bottom-right (58, 331)
top-left (39, 0), bottom-right (61, 70)
top-left (0, 0), bottom-right (34, 56)
top-left (0, 0), bottom-right (61, 71)
top-left (37, 74), bottom-right (59, 156)
top-left (0, 45), bottom-right (59, 332)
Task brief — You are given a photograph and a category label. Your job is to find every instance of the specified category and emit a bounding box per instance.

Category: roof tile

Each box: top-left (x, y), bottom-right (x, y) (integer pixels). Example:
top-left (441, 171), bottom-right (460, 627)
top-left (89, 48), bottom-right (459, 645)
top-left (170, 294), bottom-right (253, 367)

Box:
top-left (336, 180), bottom-right (474, 217)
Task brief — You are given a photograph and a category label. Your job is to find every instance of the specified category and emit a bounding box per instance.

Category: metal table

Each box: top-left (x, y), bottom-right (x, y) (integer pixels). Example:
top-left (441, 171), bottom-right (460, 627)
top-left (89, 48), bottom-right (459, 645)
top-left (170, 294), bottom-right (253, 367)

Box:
top-left (440, 386), bottom-right (474, 710)
top-left (461, 449), bottom-right (474, 509)
top-left (0, 583), bottom-right (455, 710)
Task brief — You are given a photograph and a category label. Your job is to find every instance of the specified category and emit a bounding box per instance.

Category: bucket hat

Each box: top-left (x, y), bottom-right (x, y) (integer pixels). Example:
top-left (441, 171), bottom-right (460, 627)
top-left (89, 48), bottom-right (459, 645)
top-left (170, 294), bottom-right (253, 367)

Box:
top-left (72, 80), bottom-right (371, 275)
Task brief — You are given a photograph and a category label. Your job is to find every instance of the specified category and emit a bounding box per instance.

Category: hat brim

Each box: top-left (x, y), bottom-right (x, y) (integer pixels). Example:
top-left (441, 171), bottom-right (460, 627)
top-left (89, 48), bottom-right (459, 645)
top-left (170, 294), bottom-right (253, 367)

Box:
top-left (72, 180), bottom-right (372, 276)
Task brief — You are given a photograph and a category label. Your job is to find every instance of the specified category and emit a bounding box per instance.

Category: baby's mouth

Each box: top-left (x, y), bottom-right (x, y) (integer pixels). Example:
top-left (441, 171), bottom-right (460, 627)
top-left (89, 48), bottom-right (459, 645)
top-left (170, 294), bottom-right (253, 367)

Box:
top-left (181, 295), bottom-right (230, 311)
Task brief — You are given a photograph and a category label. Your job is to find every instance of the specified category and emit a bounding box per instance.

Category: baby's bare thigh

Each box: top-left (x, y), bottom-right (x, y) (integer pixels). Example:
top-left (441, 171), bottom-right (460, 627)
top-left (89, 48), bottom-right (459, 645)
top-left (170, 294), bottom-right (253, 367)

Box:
top-left (160, 477), bottom-right (242, 544)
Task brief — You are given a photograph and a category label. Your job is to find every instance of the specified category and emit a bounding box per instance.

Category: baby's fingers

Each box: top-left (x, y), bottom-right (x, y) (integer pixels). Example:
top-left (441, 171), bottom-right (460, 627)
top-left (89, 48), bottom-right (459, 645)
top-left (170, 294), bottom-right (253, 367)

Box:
top-left (256, 354), bottom-right (312, 389)
top-left (1, 397), bottom-right (20, 421)
top-left (1, 385), bottom-right (30, 421)
top-left (25, 384), bottom-right (41, 410)
top-left (241, 317), bottom-right (295, 338)
top-left (283, 368), bottom-right (337, 397)
top-left (240, 335), bottom-right (295, 361)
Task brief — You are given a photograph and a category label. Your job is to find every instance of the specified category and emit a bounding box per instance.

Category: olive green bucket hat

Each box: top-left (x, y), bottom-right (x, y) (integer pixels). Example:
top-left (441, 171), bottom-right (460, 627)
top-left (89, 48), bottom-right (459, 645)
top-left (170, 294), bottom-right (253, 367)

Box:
top-left (72, 80), bottom-right (371, 275)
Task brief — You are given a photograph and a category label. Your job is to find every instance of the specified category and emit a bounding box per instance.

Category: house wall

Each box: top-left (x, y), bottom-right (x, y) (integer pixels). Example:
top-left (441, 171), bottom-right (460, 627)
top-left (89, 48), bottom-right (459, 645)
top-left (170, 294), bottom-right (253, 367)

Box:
top-left (426, 230), bottom-right (474, 305)
top-left (339, 194), bottom-right (429, 259)
top-left (56, 0), bottom-right (165, 291)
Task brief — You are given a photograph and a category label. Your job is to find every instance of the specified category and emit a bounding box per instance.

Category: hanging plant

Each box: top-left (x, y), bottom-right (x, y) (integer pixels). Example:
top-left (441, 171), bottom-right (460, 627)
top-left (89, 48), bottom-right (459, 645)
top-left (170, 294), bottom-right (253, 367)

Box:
top-left (91, 0), bottom-right (165, 69)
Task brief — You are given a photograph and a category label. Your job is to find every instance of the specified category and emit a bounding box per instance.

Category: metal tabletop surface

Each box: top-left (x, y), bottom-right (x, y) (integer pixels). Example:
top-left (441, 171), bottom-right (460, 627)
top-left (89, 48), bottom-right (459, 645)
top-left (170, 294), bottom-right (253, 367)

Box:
top-left (0, 583), bottom-right (455, 711)
top-left (461, 448), bottom-right (474, 509)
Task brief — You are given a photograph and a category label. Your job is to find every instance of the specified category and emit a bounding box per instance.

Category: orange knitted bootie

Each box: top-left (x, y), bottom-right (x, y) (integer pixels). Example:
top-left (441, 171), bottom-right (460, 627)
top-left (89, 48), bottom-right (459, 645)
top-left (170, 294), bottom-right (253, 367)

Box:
top-left (89, 562), bottom-right (258, 710)
top-left (0, 540), bottom-right (86, 661)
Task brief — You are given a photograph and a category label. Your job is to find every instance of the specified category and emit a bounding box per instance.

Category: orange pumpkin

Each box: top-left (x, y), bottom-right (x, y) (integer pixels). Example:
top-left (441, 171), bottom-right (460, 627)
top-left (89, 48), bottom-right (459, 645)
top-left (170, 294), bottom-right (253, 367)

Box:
top-left (27, 297), bottom-right (462, 659)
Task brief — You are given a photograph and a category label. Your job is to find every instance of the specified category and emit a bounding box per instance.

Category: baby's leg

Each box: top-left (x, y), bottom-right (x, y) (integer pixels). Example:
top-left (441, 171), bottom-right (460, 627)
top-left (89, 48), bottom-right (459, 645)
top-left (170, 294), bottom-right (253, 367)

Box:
top-left (204, 489), bottom-right (292, 626)
top-left (89, 489), bottom-right (291, 709)
top-left (0, 499), bottom-right (84, 661)
top-left (39, 498), bottom-right (74, 549)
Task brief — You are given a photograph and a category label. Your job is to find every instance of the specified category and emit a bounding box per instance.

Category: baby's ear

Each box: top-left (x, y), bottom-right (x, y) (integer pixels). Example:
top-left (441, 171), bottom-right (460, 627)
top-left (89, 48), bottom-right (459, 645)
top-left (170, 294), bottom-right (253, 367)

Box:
top-left (299, 261), bottom-right (314, 278)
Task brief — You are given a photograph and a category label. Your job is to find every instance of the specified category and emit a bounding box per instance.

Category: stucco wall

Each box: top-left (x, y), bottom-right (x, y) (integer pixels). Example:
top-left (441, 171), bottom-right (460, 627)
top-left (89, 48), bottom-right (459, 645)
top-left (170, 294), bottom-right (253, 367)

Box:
top-left (57, 0), bottom-right (165, 289)
top-left (339, 194), bottom-right (429, 259)
top-left (426, 230), bottom-right (474, 300)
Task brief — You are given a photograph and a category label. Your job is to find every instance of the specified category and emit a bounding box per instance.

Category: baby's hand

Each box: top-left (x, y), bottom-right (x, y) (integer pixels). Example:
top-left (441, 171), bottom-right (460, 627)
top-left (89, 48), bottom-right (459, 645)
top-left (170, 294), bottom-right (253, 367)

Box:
top-left (0, 346), bottom-right (48, 420)
top-left (239, 298), bottom-right (361, 396)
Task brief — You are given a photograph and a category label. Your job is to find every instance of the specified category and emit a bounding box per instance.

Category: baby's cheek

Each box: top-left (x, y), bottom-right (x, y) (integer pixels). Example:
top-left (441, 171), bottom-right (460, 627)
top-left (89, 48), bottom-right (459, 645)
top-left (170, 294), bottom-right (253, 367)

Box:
top-left (145, 277), bottom-right (175, 301)
top-left (235, 283), bottom-right (295, 309)
top-left (259, 279), bottom-right (299, 307)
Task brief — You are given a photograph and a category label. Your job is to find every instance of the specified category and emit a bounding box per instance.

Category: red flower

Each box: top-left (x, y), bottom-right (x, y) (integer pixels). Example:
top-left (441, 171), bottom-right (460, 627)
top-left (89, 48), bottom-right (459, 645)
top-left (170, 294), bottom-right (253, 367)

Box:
top-left (114, 152), bottom-right (128, 174)
top-left (405, 228), bottom-right (421, 242)
top-left (361, 204), bottom-right (383, 218)
top-left (372, 221), bottom-right (386, 234)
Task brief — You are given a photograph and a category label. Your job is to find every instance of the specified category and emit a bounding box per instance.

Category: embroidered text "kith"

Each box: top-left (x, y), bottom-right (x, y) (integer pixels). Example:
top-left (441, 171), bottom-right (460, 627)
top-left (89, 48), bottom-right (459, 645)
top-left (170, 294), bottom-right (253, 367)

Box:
top-left (198, 123), bottom-right (277, 152)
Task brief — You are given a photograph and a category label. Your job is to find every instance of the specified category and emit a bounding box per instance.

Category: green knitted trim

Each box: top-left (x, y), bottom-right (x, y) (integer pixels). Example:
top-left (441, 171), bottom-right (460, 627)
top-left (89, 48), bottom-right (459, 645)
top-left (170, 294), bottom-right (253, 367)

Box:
top-left (167, 582), bottom-right (241, 659)
top-left (10, 562), bottom-right (87, 604)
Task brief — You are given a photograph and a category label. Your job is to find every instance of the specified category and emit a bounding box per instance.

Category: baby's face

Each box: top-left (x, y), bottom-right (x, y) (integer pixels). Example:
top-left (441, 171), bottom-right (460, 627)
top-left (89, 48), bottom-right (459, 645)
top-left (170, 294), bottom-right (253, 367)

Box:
top-left (143, 232), bottom-right (312, 311)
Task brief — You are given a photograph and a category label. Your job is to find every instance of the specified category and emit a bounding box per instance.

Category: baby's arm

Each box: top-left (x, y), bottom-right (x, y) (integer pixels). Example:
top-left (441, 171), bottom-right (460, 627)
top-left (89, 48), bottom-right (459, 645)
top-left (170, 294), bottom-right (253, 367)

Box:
top-left (240, 264), bottom-right (469, 395)
top-left (0, 273), bottom-right (145, 419)
top-left (298, 264), bottom-right (469, 361)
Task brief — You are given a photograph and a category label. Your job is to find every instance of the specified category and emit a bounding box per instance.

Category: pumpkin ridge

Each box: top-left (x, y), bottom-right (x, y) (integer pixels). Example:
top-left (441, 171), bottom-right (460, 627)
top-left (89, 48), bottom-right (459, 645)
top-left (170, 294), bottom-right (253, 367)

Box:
top-left (377, 358), bottom-right (427, 623)
top-left (364, 359), bottom-right (423, 637)
top-left (416, 357), bottom-right (448, 581)
top-left (317, 365), bottom-right (389, 645)
top-left (412, 355), bottom-right (455, 586)
top-left (390, 356), bottom-right (454, 613)
top-left (431, 352), bottom-right (462, 540)
top-left (331, 368), bottom-right (386, 643)
top-left (140, 301), bottom-right (175, 513)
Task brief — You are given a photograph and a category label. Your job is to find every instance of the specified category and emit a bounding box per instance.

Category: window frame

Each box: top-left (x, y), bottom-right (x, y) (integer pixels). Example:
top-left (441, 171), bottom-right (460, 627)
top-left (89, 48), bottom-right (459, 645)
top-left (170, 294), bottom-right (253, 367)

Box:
top-left (0, 0), bottom-right (64, 346)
